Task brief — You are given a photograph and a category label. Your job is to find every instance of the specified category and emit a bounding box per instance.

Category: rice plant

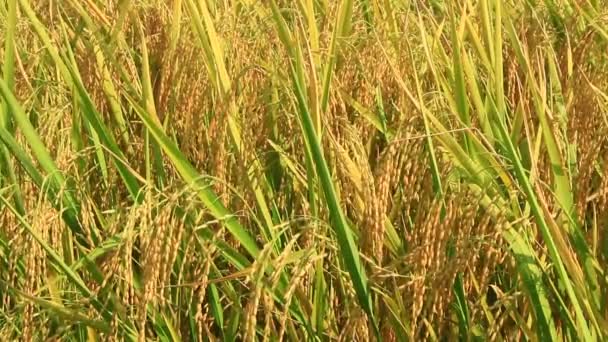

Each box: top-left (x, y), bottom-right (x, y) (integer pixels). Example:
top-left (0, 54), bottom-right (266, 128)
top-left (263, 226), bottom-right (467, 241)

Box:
top-left (1, 0), bottom-right (607, 340)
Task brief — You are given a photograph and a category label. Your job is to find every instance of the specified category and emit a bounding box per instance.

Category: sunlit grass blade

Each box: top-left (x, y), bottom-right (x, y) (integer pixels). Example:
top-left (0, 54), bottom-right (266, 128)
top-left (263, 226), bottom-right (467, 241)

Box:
top-left (488, 94), bottom-right (594, 338)
top-left (504, 15), bottom-right (604, 330)
top-left (502, 228), bottom-right (557, 340)
top-left (186, 0), bottom-right (277, 246)
top-left (0, 79), bottom-right (83, 234)
top-left (125, 96), bottom-right (260, 258)
top-left (1, 0), bottom-right (16, 129)
top-left (269, 1), bottom-right (378, 334)
top-left (15, 291), bottom-right (111, 333)
top-left (19, 0), bottom-right (143, 201)
top-left (0, 0), bottom-right (25, 214)
top-left (290, 60), bottom-right (378, 336)
top-left (320, 0), bottom-right (353, 114)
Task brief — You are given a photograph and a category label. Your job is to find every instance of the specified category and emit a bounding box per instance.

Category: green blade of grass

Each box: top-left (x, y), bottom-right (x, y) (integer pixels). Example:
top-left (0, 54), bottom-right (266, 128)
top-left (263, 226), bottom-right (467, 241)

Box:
top-left (0, 79), bottom-right (83, 234)
top-left (125, 95), bottom-right (260, 258)
top-left (1, 0), bottom-right (16, 129)
top-left (186, 0), bottom-right (277, 246)
top-left (15, 291), bottom-right (111, 333)
top-left (289, 61), bottom-right (378, 336)
top-left (269, 1), bottom-right (378, 333)
top-left (0, 0), bottom-right (25, 214)
top-left (19, 0), bottom-right (143, 201)
top-left (504, 17), bottom-right (603, 333)
top-left (489, 95), bottom-right (593, 339)
top-left (0, 196), bottom-right (138, 338)
top-left (320, 0), bottom-right (353, 114)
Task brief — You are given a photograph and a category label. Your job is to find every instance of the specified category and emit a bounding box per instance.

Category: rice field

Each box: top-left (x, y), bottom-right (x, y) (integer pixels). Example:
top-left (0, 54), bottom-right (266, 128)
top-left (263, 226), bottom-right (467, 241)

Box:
top-left (0, 0), bottom-right (607, 340)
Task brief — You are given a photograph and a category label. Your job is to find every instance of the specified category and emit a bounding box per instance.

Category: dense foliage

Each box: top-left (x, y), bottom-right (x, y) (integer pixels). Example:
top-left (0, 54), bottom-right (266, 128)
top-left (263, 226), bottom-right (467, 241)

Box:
top-left (1, 0), bottom-right (607, 340)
